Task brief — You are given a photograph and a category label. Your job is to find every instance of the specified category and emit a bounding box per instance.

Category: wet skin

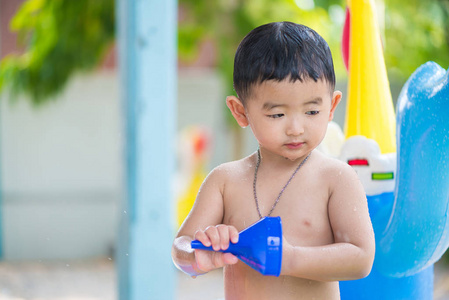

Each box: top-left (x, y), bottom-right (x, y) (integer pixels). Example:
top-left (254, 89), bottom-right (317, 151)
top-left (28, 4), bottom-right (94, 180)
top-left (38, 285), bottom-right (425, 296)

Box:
top-left (172, 79), bottom-right (375, 300)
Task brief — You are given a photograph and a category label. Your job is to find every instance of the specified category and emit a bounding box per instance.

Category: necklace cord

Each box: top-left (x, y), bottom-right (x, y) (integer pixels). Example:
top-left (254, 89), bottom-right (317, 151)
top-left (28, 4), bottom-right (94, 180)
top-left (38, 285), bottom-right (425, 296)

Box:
top-left (253, 149), bottom-right (311, 218)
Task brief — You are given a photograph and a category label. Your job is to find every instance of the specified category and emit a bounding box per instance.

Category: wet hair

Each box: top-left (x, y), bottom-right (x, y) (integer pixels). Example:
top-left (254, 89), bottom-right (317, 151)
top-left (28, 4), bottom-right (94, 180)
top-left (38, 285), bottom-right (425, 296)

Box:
top-left (233, 22), bottom-right (336, 103)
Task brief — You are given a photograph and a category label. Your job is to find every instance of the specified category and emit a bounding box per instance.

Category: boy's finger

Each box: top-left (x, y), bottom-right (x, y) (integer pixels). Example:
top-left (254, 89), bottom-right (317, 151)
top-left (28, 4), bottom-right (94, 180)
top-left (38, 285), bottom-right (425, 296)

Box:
top-left (194, 249), bottom-right (215, 272)
top-left (194, 230), bottom-right (211, 247)
top-left (229, 226), bottom-right (239, 244)
top-left (217, 225), bottom-right (230, 250)
top-left (223, 253), bottom-right (238, 265)
top-left (204, 226), bottom-right (221, 251)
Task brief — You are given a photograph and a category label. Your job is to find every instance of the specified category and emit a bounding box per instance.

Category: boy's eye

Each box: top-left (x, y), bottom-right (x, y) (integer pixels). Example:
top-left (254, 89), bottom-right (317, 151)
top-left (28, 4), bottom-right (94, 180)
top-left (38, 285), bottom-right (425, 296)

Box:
top-left (306, 110), bottom-right (319, 116)
top-left (268, 114), bottom-right (284, 119)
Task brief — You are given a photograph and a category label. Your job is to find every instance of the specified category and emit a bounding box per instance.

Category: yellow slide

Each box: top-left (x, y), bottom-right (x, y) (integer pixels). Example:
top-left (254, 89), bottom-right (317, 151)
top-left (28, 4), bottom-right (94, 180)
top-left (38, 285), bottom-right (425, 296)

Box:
top-left (344, 0), bottom-right (396, 154)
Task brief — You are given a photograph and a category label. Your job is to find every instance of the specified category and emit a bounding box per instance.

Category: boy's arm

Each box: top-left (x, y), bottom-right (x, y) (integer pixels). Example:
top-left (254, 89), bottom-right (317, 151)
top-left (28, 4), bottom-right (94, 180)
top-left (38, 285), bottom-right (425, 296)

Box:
top-left (171, 166), bottom-right (239, 277)
top-left (281, 163), bottom-right (375, 281)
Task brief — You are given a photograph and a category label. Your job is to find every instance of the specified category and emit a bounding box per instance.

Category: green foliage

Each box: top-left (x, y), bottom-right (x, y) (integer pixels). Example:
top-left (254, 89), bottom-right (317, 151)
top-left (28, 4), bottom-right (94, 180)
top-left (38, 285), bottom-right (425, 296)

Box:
top-left (178, 0), bottom-right (449, 81)
top-left (1, 0), bottom-right (448, 105)
top-left (0, 0), bottom-right (115, 105)
top-left (384, 0), bottom-right (449, 79)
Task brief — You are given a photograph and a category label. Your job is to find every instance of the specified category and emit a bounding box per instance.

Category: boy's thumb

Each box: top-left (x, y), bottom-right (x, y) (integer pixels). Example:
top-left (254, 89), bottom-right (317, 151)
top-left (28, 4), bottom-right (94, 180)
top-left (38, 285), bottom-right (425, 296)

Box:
top-left (223, 253), bottom-right (239, 265)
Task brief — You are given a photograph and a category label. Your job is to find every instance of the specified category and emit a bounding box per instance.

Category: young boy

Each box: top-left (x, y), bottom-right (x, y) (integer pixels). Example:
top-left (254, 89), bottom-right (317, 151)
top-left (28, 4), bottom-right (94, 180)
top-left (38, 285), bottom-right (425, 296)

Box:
top-left (172, 22), bottom-right (375, 300)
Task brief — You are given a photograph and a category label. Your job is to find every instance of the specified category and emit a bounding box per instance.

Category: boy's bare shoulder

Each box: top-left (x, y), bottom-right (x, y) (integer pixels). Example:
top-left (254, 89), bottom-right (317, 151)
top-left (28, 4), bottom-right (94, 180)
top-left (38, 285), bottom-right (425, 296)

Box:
top-left (210, 153), bottom-right (256, 181)
top-left (312, 150), bottom-right (358, 182)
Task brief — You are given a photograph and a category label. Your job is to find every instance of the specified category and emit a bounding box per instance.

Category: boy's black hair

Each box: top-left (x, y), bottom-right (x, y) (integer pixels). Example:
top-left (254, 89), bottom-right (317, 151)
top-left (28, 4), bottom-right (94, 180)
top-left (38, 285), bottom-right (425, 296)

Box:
top-left (233, 22), bottom-right (336, 103)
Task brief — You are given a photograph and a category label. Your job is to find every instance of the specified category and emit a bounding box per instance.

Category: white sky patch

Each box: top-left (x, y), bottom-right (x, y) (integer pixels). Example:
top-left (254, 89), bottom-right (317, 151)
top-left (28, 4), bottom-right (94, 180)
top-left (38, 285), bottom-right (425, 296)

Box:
top-left (328, 5), bottom-right (345, 25)
top-left (295, 0), bottom-right (315, 11)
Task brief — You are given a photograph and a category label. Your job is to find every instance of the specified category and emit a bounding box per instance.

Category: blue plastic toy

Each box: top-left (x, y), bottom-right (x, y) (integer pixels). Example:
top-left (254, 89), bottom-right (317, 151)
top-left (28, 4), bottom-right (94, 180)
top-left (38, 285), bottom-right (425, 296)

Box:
top-left (340, 62), bottom-right (449, 299)
top-left (191, 216), bottom-right (283, 276)
top-left (376, 62), bottom-right (449, 277)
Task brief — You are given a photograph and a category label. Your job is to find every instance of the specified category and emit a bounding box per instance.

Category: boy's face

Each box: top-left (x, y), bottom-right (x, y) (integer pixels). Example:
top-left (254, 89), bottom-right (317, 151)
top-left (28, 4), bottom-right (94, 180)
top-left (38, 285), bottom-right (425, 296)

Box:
top-left (227, 78), bottom-right (341, 161)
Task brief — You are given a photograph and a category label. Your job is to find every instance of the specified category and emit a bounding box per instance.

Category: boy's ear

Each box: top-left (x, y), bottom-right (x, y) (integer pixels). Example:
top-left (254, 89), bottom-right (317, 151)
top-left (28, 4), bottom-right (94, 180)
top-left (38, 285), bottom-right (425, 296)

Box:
top-left (329, 91), bottom-right (342, 122)
top-left (226, 96), bottom-right (249, 127)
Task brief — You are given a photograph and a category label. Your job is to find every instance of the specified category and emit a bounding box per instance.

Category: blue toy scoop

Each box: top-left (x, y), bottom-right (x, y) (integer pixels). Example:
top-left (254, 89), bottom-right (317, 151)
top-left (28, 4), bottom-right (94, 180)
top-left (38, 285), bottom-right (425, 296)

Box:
top-left (191, 216), bottom-right (283, 276)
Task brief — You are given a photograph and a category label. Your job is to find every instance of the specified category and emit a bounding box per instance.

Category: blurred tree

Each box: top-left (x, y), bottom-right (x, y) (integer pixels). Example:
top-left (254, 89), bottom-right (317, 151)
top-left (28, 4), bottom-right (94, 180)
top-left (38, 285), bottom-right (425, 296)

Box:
top-left (178, 0), bottom-right (449, 83)
top-left (0, 0), bottom-right (447, 104)
top-left (0, 0), bottom-right (115, 105)
top-left (383, 0), bottom-right (449, 79)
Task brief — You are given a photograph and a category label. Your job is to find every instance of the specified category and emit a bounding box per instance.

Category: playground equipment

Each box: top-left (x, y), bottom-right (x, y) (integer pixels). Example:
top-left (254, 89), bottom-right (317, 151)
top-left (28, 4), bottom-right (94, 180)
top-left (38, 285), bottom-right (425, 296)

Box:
top-left (176, 126), bottom-right (212, 227)
top-left (191, 216), bottom-right (283, 276)
top-left (342, 0), bottom-right (396, 154)
top-left (338, 0), bottom-right (449, 299)
top-left (376, 61), bottom-right (449, 276)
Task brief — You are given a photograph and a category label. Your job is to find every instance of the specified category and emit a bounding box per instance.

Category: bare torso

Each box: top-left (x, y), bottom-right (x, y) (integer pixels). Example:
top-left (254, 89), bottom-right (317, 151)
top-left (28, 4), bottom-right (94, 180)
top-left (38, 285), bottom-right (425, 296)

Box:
top-left (223, 263), bottom-right (339, 300)
top-left (220, 151), bottom-right (341, 300)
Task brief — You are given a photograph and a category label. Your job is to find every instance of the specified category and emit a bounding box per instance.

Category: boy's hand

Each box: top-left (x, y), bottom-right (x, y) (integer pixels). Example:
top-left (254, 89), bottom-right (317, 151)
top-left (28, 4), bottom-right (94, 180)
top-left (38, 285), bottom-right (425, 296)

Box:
top-left (193, 225), bottom-right (239, 273)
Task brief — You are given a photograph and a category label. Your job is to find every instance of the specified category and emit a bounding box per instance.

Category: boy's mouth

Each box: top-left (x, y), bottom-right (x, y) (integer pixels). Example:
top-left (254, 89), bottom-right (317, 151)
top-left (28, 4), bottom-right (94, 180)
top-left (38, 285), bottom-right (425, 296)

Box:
top-left (285, 142), bottom-right (304, 149)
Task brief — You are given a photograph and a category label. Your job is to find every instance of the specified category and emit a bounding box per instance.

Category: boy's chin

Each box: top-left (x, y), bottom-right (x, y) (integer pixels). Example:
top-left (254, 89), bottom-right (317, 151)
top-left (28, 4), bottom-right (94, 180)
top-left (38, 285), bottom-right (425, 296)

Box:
top-left (284, 155), bottom-right (303, 161)
top-left (285, 149), bottom-right (314, 162)
top-left (260, 147), bottom-right (309, 162)
top-left (281, 152), bottom-right (306, 162)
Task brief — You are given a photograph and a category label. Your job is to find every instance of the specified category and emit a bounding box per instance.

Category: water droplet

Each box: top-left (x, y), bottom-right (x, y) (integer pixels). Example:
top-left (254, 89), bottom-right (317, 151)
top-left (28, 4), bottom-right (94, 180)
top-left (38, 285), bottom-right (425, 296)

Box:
top-left (124, 210), bottom-right (127, 214)
top-left (108, 257), bottom-right (112, 261)
top-left (66, 264), bottom-right (70, 267)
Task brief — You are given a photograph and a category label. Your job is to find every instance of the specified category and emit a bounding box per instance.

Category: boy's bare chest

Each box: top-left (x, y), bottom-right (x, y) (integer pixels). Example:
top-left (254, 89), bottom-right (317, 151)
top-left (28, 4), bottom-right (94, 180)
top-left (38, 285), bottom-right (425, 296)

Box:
top-left (222, 172), bottom-right (334, 246)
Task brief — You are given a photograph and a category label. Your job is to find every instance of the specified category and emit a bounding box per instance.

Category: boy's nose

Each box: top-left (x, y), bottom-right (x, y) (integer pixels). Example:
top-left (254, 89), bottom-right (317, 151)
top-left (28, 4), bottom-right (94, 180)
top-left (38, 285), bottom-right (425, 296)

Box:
top-left (286, 118), bottom-right (304, 136)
